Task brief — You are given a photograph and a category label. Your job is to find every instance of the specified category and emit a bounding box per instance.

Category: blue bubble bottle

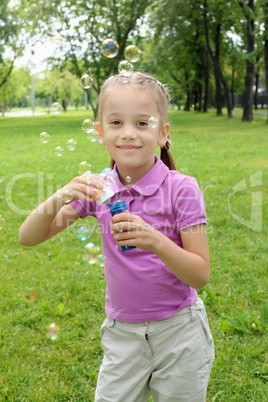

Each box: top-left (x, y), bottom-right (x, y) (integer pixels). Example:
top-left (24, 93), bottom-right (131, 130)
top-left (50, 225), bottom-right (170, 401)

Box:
top-left (109, 200), bottom-right (136, 252)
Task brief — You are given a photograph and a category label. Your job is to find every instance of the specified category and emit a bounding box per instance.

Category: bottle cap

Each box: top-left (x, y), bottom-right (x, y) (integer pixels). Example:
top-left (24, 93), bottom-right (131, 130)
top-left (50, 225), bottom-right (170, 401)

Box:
top-left (96, 187), bottom-right (115, 205)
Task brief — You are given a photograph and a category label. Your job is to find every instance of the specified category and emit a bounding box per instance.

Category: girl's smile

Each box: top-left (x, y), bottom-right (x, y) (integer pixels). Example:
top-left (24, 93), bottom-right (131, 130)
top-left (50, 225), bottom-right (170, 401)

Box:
top-left (116, 145), bottom-right (142, 153)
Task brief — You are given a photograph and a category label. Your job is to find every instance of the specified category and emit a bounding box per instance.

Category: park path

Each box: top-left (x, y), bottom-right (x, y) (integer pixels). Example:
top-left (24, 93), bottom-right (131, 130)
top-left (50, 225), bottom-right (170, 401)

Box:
top-left (3, 111), bottom-right (45, 117)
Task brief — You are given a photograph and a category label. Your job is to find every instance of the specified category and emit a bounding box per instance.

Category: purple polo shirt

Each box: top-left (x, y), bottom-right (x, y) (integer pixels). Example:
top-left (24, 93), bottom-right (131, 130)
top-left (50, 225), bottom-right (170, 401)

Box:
top-left (71, 156), bottom-right (207, 322)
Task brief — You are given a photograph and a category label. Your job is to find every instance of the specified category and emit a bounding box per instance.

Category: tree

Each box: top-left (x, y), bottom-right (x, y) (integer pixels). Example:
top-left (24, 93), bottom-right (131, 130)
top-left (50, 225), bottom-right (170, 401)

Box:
top-left (0, 66), bottom-right (31, 115)
top-left (0, 0), bottom-right (21, 88)
top-left (34, 68), bottom-right (86, 111)
top-left (22, 0), bottom-right (154, 118)
top-left (261, 0), bottom-right (268, 123)
top-left (223, 33), bottom-right (246, 110)
top-left (203, 0), bottom-right (235, 118)
top-left (0, 0), bottom-right (46, 93)
top-left (238, 0), bottom-right (256, 121)
top-left (147, 0), bottom-right (212, 112)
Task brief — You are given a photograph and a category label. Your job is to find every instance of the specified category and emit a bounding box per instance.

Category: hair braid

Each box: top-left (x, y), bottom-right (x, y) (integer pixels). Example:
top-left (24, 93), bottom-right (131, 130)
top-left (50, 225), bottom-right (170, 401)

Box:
top-left (160, 137), bottom-right (176, 170)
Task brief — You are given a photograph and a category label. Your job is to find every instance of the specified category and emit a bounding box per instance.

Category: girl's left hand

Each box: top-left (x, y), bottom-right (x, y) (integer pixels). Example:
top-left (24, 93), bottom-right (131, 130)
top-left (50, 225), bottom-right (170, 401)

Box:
top-left (111, 213), bottom-right (160, 251)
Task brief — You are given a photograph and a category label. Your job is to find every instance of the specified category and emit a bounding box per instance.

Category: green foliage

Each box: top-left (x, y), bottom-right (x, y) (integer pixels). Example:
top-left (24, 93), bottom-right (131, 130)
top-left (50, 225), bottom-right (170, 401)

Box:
top-left (197, 287), bottom-right (217, 305)
top-left (0, 110), bottom-right (267, 400)
top-left (252, 364), bottom-right (268, 380)
top-left (0, 0), bottom-right (21, 60)
top-left (219, 307), bottom-right (267, 334)
top-left (0, 66), bottom-right (31, 111)
top-left (1, 0), bottom-right (268, 118)
top-left (34, 68), bottom-right (86, 109)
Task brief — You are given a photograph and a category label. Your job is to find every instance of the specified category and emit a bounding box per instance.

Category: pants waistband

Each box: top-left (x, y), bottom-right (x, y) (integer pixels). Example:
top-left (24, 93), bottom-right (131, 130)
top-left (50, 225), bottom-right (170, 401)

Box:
top-left (105, 298), bottom-right (204, 329)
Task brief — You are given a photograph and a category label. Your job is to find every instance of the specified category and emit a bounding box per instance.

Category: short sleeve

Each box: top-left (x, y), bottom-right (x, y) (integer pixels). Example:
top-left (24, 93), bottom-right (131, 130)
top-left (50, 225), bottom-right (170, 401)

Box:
top-left (71, 199), bottom-right (96, 219)
top-left (173, 176), bottom-right (207, 232)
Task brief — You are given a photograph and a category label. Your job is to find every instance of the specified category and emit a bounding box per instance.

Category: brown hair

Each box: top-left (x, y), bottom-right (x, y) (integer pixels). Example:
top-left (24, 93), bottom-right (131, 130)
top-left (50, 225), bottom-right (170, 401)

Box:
top-left (98, 72), bottom-right (176, 170)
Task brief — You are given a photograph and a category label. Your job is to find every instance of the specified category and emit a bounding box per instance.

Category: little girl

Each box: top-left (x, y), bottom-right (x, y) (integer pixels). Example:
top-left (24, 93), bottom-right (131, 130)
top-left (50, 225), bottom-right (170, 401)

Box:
top-left (19, 72), bottom-right (214, 401)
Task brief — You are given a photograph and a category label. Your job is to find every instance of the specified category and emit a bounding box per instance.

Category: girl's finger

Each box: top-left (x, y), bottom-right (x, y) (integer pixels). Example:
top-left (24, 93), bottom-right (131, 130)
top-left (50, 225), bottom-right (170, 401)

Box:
top-left (58, 183), bottom-right (100, 203)
top-left (111, 213), bottom-right (136, 223)
top-left (111, 221), bottom-right (137, 234)
top-left (83, 174), bottom-right (109, 189)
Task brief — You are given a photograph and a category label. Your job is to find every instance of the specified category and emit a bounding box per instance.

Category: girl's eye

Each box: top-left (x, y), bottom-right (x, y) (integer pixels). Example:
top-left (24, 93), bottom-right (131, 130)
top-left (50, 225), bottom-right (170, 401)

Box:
top-left (137, 121), bottom-right (148, 126)
top-left (111, 120), bottom-right (121, 125)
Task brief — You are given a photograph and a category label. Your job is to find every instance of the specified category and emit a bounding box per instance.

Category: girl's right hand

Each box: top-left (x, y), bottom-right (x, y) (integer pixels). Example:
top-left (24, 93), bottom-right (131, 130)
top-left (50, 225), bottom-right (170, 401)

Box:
top-left (56, 174), bottom-right (110, 204)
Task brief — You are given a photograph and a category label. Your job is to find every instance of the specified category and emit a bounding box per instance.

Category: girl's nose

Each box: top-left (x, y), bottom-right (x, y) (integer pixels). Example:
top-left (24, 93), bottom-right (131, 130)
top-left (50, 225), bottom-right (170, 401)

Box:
top-left (120, 125), bottom-right (137, 140)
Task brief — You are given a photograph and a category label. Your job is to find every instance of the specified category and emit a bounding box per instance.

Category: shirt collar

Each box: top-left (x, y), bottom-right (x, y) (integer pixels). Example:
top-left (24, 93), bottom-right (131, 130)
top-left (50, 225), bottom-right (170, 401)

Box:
top-left (110, 156), bottom-right (169, 196)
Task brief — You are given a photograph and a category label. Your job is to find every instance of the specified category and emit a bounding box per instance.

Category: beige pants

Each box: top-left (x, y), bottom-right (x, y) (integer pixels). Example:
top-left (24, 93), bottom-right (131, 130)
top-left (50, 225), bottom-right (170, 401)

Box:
top-left (95, 298), bottom-right (214, 402)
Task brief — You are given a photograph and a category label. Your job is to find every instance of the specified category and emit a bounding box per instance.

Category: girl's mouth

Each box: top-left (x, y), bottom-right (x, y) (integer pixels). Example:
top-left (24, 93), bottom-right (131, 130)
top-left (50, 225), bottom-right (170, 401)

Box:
top-left (117, 145), bottom-right (141, 153)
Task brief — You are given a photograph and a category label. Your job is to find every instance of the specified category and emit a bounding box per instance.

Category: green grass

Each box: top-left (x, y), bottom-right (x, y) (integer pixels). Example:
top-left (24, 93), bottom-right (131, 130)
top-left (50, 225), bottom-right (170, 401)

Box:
top-left (0, 110), bottom-right (267, 401)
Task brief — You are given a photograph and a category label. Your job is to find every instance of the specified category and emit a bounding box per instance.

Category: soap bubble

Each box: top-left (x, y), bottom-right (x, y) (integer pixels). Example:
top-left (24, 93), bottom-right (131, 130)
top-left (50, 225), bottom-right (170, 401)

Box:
top-left (80, 73), bottom-right (93, 89)
top-left (82, 119), bottom-right (95, 133)
top-left (126, 176), bottom-right (131, 183)
top-left (82, 242), bottom-right (101, 264)
top-left (55, 146), bottom-right (64, 156)
top-left (148, 116), bottom-right (158, 128)
top-left (77, 226), bottom-right (90, 241)
top-left (0, 215), bottom-right (5, 229)
top-left (87, 129), bottom-right (98, 142)
top-left (86, 173), bottom-right (96, 184)
top-left (118, 72), bottom-right (131, 84)
top-left (101, 168), bottom-right (112, 174)
top-left (100, 167), bottom-right (112, 179)
top-left (39, 132), bottom-right (50, 143)
top-left (47, 323), bottom-right (59, 341)
top-left (101, 38), bottom-right (119, 58)
top-left (66, 139), bottom-right (77, 151)
top-left (124, 45), bottom-right (141, 62)
top-left (106, 170), bottom-right (118, 187)
top-left (118, 60), bottom-right (134, 73)
top-left (78, 161), bottom-right (91, 175)
top-left (50, 102), bottom-right (62, 114)
top-left (58, 190), bottom-right (73, 203)
top-left (97, 254), bottom-right (105, 267)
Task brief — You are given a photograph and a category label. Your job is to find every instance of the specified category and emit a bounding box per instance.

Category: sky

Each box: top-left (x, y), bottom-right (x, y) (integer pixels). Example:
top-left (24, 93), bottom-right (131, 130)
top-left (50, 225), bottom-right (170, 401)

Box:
top-left (15, 39), bottom-right (63, 74)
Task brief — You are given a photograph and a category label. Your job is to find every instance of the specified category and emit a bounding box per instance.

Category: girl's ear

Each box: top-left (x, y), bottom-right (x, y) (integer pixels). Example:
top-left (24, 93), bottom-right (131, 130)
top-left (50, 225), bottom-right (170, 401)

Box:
top-left (158, 122), bottom-right (170, 148)
top-left (95, 122), bottom-right (105, 145)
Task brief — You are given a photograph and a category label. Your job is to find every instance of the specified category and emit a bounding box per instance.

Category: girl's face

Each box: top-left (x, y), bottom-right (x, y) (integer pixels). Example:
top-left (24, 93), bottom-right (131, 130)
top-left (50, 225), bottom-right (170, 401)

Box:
top-left (96, 85), bottom-right (169, 180)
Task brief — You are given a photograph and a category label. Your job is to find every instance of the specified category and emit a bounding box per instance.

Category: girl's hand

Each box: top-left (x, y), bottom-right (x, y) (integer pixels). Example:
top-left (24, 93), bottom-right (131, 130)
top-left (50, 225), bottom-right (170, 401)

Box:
top-left (56, 174), bottom-right (109, 204)
top-left (111, 213), bottom-right (160, 251)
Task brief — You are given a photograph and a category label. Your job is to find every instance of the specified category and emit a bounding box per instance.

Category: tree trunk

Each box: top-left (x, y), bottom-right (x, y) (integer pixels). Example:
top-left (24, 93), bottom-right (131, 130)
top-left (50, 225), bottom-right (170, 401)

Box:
top-left (264, 0), bottom-right (268, 123)
top-left (0, 57), bottom-right (16, 89)
top-left (198, 83), bottom-right (202, 111)
top-left (3, 89), bottom-right (7, 116)
top-left (1, 88), bottom-right (6, 116)
top-left (220, 69), bottom-right (232, 118)
top-left (240, 0), bottom-right (255, 122)
top-left (62, 99), bottom-right (67, 111)
top-left (214, 64), bottom-right (222, 115)
top-left (86, 89), bottom-right (98, 119)
top-left (214, 24), bottom-right (223, 115)
top-left (203, 1), bottom-right (223, 115)
top-left (254, 65), bottom-right (259, 110)
top-left (185, 70), bottom-right (191, 111)
top-left (203, 50), bottom-right (209, 112)
top-left (231, 68), bottom-right (235, 110)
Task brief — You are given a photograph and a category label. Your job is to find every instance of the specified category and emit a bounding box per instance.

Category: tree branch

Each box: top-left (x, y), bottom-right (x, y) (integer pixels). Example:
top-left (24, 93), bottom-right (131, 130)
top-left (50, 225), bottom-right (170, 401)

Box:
top-left (0, 56), bottom-right (16, 88)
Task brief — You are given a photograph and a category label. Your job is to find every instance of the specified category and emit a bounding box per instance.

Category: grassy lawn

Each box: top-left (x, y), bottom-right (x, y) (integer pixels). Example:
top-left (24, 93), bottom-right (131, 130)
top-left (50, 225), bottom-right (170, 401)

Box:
top-left (0, 110), bottom-right (267, 401)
